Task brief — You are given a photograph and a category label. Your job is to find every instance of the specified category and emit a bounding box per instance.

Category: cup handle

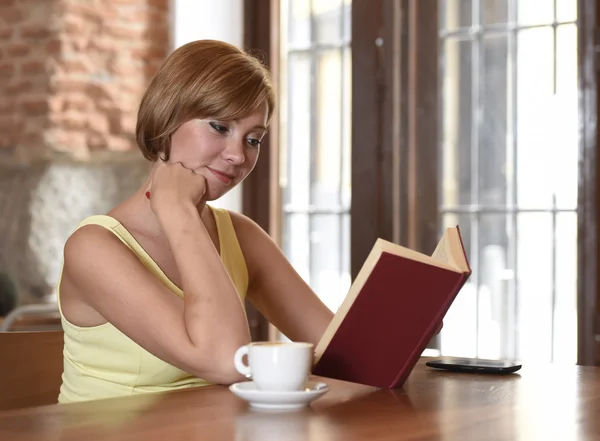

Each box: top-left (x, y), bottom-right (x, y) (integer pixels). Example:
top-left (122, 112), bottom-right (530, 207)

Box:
top-left (233, 345), bottom-right (251, 378)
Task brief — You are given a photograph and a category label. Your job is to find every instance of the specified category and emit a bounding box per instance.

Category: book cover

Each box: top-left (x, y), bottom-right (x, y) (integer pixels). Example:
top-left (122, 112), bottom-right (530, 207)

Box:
top-left (313, 227), bottom-right (471, 388)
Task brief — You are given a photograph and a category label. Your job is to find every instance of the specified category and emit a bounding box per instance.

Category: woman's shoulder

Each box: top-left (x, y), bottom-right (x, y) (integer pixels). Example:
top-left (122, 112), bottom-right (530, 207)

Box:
top-left (220, 209), bottom-right (264, 237)
top-left (75, 214), bottom-right (122, 230)
top-left (65, 217), bottom-right (124, 257)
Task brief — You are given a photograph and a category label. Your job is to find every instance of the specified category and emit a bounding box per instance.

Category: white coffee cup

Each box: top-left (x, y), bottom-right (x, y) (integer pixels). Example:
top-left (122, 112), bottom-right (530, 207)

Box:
top-left (233, 342), bottom-right (313, 391)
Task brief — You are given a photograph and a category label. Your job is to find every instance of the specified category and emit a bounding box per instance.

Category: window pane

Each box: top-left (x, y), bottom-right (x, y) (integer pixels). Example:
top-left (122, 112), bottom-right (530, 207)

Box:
top-left (440, 0), bottom-right (471, 30)
top-left (283, 213), bottom-right (311, 283)
top-left (518, 0), bottom-right (553, 25)
top-left (479, 35), bottom-right (509, 207)
top-left (516, 213), bottom-right (553, 362)
top-left (516, 27), bottom-right (554, 209)
top-left (289, 0), bottom-right (311, 48)
top-left (557, 0), bottom-right (577, 22)
top-left (279, 0), bottom-right (351, 322)
top-left (554, 24), bottom-right (578, 209)
top-left (440, 212), bottom-right (478, 358)
top-left (441, 38), bottom-right (473, 206)
top-left (438, 0), bottom-right (577, 366)
top-left (554, 212), bottom-right (577, 363)
top-left (342, 0), bottom-right (351, 42)
top-left (477, 214), bottom-right (515, 359)
top-left (285, 52), bottom-right (311, 208)
top-left (483, 0), bottom-right (508, 25)
top-left (313, 0), bottom-right (342, 45)
top-left (314, 49), bottom-right (342, 209)
top-left (310, 214), bottom-right (349, 311)
top-left (341, 46), bottom-right (351, 209)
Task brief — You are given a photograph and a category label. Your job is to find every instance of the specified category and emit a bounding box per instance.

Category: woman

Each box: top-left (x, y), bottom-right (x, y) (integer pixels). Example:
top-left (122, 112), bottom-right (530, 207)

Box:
top-left (56, 40), bottom-right (334, 403)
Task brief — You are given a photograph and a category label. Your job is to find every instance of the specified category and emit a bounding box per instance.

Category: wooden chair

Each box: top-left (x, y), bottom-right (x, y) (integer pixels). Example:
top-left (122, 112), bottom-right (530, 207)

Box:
top-left (0, 331), bottom-right (64, 411)
top-left (0, 303), bottom-right (62, 332)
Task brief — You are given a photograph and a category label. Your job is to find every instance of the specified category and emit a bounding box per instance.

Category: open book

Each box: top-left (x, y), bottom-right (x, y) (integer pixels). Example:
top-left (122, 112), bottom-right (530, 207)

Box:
top-left (312, 226), bottom-right (471, 389)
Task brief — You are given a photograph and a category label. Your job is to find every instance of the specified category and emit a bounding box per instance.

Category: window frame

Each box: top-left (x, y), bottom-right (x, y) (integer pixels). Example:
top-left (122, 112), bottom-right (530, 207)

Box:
top-left (243, 0), bottom-right (600, 363)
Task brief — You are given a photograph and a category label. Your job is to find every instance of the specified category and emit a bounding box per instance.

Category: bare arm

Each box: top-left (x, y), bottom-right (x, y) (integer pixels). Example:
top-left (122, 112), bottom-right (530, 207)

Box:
top-left (230, 212), bottom-right (334, 346)
top-left (62, 202), bottom-right (250, 384)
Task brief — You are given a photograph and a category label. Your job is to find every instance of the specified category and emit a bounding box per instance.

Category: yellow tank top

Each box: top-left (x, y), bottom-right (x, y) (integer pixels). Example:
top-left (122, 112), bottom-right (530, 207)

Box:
top-left (56, 206), bottom-right (248, 404)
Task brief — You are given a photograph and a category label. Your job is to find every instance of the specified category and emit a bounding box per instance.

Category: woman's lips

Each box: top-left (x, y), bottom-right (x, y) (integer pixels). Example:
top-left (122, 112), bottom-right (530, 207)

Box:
top-left (208, 167), bottom-right (233, 184)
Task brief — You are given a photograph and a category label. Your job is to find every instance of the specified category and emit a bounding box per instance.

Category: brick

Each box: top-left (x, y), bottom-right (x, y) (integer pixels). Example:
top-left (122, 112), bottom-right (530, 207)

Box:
top-left (0, 62), bottom-right (14, 77)
top-left (0, 115), bottom-right (16, 131)
top-left (17, 132), bottom-right (43, 148)
top-left (62, 4), bottom-right (101, 24)
top-left (23, 116), bottom-right (46, 134)
top-left (118, 114), bottom-right (136, 133)
top-left (47, 96), bottom-right (63, 113)
top-left (20, 23), bottom-right (52, 40)
top-left (0, 8), bottom-right (24, 23)
top-left (88, 37), bottom-right (114, 52)
top-left (109, 60), bottom-right (141, 77)
top-left (63, 15), bottom-right (87, 35)
top-left (0, 28), bottom-right (13, 40)
top-left (63, 96), bottom-right (89, 112)
top-left (87, 114), bottom-right (110, 134)
top-left (110, 0), bottom-right (144, 5)
top-left (48, 111), bottom-right (87, 131)
top-left (146, 10), bottom-right (169, 28)
top-left (86, 82), bottom-right (115, 101)
top-left (46, 38), bottom-right (62, 54)
top-left (4, 80), bottom-right (33, 96)
top-left (0, 0), bottom-right (17, 8)
top-left (46, 130), bottom-right (88, 154)
top-left (131, 46), bottom-right (167, 61)
top-left (87, 133), bottom-right (108, 149)
top-left (20, 60), bottom-right (46, 75)
top-left (106, 135), bottom-right (134, 152)
top-left (103, 24), bottom-right (136, 40)
top-left (5, 42), bottom-right (29, 57)
top-left (148, 0), bottom-right (168, 9)
top-left (95, 98), bottom-right (116, 111)
top-left (62, 59), bottom-right (90, 75)
top-left (68, 37), bottom-right (88, 52)
top-left (0, 97), bottom-right (13, 112)
top-left (50, 78), bottom-right (89, 94)
top-left (20, 99), bottom-right (48, 116)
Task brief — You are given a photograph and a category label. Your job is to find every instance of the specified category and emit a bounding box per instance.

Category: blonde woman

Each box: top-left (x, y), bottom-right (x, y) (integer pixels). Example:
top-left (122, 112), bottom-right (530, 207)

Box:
top-left (57, 40), bottom-right (334, 403)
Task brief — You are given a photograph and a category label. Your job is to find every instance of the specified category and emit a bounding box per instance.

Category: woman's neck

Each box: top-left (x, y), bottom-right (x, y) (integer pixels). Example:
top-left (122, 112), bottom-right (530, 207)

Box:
top-left (110, 174), bottom-right (208, 242)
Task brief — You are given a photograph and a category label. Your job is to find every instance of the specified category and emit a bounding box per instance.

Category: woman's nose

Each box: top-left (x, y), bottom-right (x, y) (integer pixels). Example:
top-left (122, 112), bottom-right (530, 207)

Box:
top-left (223, 140), bottom-right (246, 165)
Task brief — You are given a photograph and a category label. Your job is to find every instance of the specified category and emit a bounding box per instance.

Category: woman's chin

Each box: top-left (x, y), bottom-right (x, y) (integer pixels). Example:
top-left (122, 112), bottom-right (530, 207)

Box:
top-left (203, 187), bottom-right (233, 203)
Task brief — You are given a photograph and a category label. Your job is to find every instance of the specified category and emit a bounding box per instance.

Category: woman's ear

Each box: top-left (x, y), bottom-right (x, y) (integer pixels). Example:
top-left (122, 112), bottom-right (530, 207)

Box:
top-left (159, 134), bottom-right (173, 162)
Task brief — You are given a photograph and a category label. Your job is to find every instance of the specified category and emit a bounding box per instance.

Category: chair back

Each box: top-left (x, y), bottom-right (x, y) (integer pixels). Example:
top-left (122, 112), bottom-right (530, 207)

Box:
top-left (0, 331), bottom-right (64, 411)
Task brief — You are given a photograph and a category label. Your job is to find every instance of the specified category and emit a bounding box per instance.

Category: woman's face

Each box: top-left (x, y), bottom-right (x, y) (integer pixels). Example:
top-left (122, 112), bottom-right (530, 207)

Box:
top-left (167, 103), bottom-right (268, 201)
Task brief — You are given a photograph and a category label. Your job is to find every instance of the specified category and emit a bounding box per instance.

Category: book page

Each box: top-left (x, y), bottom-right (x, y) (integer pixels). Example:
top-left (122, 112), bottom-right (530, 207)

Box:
top-left (431, 230), bottom-right (457, 269)
top-left (431, 233), bottom-right (450, 263)
top-left (431, 227), bottom-right (471, 273)
top-left (447, 227), bottom-right (471, 273)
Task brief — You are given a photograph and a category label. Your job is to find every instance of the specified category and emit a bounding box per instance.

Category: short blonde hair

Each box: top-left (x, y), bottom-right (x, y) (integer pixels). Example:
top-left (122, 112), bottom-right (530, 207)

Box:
top-left (136, 40), bottom-right (276, 161)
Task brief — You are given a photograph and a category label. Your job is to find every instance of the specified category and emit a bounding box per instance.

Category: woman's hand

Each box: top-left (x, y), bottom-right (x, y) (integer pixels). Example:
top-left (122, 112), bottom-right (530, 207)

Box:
top-left (149, 162), bottom-right (207, 214)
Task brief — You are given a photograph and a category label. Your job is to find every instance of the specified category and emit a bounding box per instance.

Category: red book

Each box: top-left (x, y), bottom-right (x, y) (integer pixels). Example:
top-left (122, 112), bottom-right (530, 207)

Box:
top-left (312, 226), bottom-right (472, 388)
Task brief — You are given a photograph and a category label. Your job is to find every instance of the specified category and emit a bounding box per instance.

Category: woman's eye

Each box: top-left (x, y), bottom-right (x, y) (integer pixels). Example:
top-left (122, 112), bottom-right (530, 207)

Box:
top-left (209, 122), bottom-right (229, 134)
top-left (247, 138), bottom-right (262, 148)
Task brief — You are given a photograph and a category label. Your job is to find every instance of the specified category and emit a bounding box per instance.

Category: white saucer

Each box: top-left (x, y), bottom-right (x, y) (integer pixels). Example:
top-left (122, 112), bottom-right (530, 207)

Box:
top-left (229, 381), bottom-right (329, 410)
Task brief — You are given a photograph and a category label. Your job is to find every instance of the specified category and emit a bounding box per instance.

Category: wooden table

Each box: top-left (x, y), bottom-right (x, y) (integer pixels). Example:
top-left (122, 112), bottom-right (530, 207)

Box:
top-left (1, 359), bottom-right (599, 441)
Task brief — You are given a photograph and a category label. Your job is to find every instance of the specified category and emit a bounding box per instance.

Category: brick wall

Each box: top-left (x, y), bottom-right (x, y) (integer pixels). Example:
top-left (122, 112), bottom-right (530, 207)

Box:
top-left (0, 0), bottom-right (170, 157)
top-left (0, 0), bottom-right (169, 305)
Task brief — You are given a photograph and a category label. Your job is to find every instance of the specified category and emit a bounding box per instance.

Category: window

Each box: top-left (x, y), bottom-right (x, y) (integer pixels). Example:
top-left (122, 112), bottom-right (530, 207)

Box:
top-left (439, 0), bottom-right (578, 363)
top-left (278, 0), bottom-right (352, 314)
